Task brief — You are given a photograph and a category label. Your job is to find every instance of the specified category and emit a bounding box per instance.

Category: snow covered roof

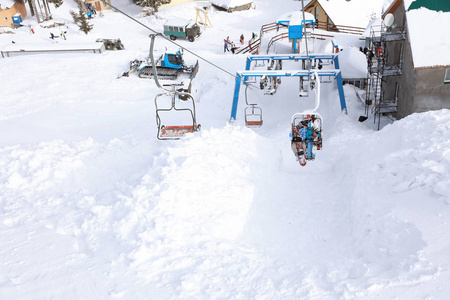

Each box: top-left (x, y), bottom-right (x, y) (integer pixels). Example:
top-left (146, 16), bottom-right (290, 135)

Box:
top-left (164, 19), bottom-right (192, 28)
top-left (276, 11), bottom-right (315, 26)
top-left (408, 0), bottom-right (450, 12)
top-left (314, 0), bottom-right (385, 28)
top-left (382, 0), bottom-right (397, 15)
top-left (381, 0), bottom-right (450, 67)
top-left (405, 0), bottom-right (450, 68)
top-left (210, 0), bottom-right (252, 9)
top-left (337, 46), bottom-right (368, 79)
top-left (0, 0), bottom-right (15, 9)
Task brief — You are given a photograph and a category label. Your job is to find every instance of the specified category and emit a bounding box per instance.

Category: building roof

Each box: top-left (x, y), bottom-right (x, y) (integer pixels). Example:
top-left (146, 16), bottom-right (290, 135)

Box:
top-left (276, 11), bottom-right (315, 26)
top-left (164, 19), bottom-right (192, 28)
top-left (404, 0), bottom-right (450, 68)
top-left (309, 0), bottom-right (385, 28)
top-left (210, 0), bottom-right (252, 9)
top-left (0, 0), bottom-right (15, 9)
top-left (408, 0), bottom-right (450, 12)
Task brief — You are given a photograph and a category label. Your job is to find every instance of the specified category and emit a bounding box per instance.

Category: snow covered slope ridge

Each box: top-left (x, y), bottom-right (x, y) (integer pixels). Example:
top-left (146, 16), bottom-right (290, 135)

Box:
top-left (1, 0), bottom-right (450, 299)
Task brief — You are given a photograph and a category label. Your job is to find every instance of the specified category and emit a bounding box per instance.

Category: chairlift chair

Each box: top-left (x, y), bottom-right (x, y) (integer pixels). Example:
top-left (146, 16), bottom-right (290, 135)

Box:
top-left (155, 86), bottom-right (201, 140)
top-left (291, 112), bottom-right (323, 154)
top-left (245, 105), bottom-right (263, 127)
top-left (244, 85), bottom-right (263, 127)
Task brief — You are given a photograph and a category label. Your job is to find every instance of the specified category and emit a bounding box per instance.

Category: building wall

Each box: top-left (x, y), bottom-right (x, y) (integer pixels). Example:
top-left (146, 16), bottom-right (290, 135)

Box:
top-left (393, 30), bottom-right (417, 119)
top-left (84, 0), bottom-right (111, 11)
top-left (413, 67), bottom-right (450, 113)
top-left (383, 0), bottom-right (416, 119)
top-left (384, 0), bottom-right (450, 119)
top-left (0, 2), bottom-right (27, 27)
top-left (305, 1), bottom-right (331, 26)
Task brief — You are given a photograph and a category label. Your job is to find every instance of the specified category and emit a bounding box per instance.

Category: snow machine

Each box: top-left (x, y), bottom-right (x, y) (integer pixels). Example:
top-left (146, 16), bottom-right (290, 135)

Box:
top-left (138, 50), bottom-right (199, 80)
top-left (118, 59), bottom-right (142, 78)
top-left (155, 85), bottom-right (201, 140)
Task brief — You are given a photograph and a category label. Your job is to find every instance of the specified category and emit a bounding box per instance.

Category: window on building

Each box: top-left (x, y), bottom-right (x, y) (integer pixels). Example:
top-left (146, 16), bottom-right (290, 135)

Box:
top-left (445, 69), bottom-right (450, 84)
top-left (315, 6), bottom-right (319, 21)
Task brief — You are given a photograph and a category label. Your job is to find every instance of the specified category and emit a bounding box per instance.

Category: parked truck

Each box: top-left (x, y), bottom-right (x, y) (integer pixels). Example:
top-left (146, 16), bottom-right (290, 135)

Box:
top-left (163, 19), bottom-right (201, 42)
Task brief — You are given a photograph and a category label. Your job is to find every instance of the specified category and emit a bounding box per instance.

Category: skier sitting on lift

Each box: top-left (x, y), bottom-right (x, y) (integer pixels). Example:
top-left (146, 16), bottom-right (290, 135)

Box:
top-left (303, 116), bottom-right (321, 160)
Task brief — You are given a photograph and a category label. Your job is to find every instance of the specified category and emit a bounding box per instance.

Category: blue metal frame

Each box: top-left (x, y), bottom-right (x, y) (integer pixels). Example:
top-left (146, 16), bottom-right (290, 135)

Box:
top-left (333, 56), bottom-right (348, 114)
top-left (230, 54), bottom-right (347, 122)
top-left (230, 74), bottom-right (243, 122)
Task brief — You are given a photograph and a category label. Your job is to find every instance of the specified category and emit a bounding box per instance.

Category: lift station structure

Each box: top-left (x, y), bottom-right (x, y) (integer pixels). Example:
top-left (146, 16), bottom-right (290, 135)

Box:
top-left (230, 53), bottom-right (347, 122)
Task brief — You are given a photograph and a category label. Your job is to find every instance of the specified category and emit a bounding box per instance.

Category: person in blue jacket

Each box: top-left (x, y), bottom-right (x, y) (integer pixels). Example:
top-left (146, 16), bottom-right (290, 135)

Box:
top-left (305, 125), bottom-right (316, 160)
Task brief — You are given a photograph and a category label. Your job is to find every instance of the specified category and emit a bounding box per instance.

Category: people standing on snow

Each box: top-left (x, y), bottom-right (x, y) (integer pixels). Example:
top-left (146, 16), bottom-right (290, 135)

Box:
top-left (224, 37), bottom-right (230, 52)
top-left (60, 31), bottom-right (67, 40)
top-left (366, 50), bottom-right (374, 66)
top-left (230, 42), bottom-right (238, 54)
top-left (240, 33), bottom-right (244, 44)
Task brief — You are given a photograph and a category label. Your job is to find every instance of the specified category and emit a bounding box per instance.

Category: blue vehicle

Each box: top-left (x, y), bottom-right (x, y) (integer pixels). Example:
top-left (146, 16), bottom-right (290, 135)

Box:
top-left (138, 50), bottom-right (199, 80)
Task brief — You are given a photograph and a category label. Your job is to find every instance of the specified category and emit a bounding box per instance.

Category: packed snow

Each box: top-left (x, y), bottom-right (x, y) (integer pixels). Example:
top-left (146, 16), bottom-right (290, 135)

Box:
top-left (1, 0), bottom-right (450, 299)
top-left (313, 0), bottom-right (386, 28)
top-left (405, 6), bottom-right (450, 68)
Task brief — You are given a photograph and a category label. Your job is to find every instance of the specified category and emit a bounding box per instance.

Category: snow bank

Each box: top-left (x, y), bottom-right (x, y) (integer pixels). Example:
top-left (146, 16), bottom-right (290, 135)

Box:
top-left (1, 0), bottom-right (450, 299)
top-left (406, 8), bottom-right (450, 68)
top-left (338, 46), bottom-right (367, 78)
top-left (318, 0), bottom-right (385, 28)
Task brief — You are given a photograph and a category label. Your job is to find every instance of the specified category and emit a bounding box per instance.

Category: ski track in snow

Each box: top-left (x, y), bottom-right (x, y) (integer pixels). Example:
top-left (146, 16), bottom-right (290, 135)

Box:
top-left (1, 0), bottom-right (450, 299)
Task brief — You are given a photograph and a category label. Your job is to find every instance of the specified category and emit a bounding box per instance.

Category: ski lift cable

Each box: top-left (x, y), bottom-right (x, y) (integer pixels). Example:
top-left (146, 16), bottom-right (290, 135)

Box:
top-left (99, 0), bottom-right (236, 79)
top-left (300, 0), bottom-right (311, 75)
top-left (312, 70), bottom-right (320, 112)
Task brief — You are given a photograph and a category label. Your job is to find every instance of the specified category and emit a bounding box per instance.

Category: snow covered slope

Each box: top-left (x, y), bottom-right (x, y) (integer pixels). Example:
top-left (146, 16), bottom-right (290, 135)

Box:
top-left (0, 1), bottom-right (450, 299)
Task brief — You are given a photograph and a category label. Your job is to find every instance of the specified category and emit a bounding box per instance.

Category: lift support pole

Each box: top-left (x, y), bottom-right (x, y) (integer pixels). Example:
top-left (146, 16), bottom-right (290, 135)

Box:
top-left (333, 56), bottom-right (348, 114)
top-left (231, 54), bottom-right (348, 121)
top-left (231, 74), bottom-right (243, 122)
top-left (230, 69), bottom-right (347, 122)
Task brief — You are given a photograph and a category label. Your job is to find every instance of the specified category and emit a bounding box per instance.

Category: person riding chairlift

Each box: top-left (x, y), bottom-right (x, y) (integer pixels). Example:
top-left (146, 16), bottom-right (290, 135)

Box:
top-left (304, 115), bottom-right (321, 160)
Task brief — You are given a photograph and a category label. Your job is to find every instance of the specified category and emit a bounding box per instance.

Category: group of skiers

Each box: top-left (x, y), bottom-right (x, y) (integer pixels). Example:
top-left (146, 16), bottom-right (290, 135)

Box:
top-left (49, 31), bottom-right (67, 40)
top-left (291, 115), bottom-right (322, 161)
top-left (223, 32), bottom-right (258, 54)
top-left (86, 2), bottom-right (97, 19)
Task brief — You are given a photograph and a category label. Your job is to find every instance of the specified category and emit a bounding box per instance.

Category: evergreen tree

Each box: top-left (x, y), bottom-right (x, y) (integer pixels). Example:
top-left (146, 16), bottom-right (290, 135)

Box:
top-left (48, 0), bottom-right (63, 9)
top-left (70, 2), bottom-right (93, 35)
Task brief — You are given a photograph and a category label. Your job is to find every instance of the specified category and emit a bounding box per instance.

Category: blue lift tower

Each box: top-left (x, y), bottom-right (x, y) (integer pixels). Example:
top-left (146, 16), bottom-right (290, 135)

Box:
top-left (230, 54), bottom-right (347, 122)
